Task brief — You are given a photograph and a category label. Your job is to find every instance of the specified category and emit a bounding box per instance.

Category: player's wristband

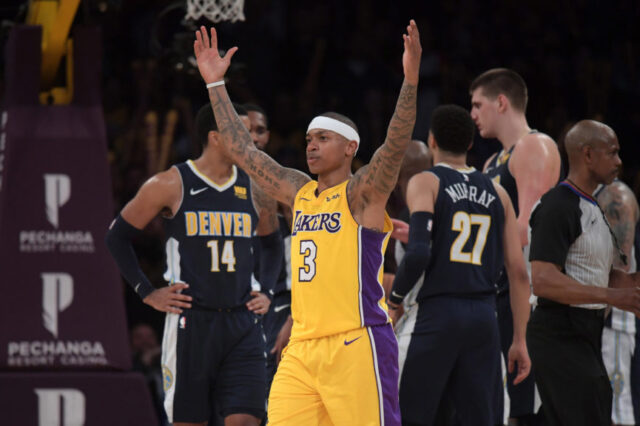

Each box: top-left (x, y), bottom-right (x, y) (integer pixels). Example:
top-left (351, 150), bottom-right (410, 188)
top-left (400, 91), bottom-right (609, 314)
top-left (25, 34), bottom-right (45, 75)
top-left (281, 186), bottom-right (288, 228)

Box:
top-left (206, 80), bottom-right (225, 89)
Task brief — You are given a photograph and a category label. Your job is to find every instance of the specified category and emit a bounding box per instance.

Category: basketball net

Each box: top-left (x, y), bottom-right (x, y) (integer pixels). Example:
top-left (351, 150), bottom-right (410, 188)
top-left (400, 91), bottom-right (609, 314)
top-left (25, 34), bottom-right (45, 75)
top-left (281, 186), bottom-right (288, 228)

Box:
top-left (185, 0), bottom-right (245, 23)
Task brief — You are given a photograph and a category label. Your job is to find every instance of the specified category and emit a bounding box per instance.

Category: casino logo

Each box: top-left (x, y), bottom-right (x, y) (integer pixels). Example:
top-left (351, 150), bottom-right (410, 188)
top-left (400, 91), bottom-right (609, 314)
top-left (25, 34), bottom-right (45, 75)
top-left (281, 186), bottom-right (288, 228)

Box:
top-left (163, 365), bottom-right (174, 391)
top-left (42, 273), bottom-right (73, 338)
top-left (19, 174), bottom-right (95, 253)
top-left (35, 388), bottom-right (86, 426)
top-left (6, 272), bottom-right (108, 367)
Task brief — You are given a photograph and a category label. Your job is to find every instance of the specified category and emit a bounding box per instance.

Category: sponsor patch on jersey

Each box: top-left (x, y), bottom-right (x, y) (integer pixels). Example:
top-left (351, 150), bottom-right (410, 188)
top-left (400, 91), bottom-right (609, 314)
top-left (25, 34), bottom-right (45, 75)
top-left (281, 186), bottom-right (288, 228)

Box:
top-left (162, 365), bottom-right (174, 391)
top-left (291, 211), bottom-right (341, 236)
top-left (234, 185), bottom-right (247, 200)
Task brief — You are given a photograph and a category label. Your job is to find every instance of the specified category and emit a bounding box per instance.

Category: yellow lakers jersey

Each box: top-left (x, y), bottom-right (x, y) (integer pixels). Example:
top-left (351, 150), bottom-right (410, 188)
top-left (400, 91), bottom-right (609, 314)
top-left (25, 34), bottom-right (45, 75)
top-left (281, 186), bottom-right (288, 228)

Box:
top-left (290, 179), bottom-right (393, 341)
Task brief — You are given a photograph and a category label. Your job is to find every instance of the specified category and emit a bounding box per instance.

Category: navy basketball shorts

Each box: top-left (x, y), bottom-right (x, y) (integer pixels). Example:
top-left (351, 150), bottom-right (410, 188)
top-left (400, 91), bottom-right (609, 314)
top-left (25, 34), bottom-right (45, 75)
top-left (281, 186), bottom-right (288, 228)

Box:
top-left (161, 307), bottom-right (267, 423)
top-left (399, 296), bottom-right (500, 425)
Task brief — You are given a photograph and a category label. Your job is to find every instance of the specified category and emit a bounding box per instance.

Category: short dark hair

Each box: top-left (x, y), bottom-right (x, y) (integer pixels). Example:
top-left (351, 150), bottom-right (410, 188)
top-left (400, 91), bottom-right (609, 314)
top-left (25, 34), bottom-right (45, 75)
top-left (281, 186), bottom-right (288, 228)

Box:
top-left (318, 112), bottom-right (358, 134)
top-left (430, 104), bottom-right (475, 154)
top-left (469, 68), bottom-right (528, 112)
top-left (243, 103), bottom-right (269, 127)
top-left (196, 103), bottom-right (248, 147)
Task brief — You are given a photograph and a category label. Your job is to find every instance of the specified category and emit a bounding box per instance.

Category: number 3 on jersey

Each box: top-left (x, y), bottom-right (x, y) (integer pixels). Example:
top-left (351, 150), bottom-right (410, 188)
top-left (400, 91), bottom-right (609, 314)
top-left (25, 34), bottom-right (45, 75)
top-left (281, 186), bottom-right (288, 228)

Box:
top-left (450, 212), bottom-right (491, 265)
top-left (299, 240), bottom-right (317, 281)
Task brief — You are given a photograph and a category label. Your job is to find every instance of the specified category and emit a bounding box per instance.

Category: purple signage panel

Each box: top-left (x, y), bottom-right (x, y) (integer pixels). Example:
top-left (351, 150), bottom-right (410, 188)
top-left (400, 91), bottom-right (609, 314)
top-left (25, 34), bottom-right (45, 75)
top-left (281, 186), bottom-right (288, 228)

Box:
top-left (0, 372), bottom-right (158, 425)
top-left (0, 26), bottom-right (131, 370)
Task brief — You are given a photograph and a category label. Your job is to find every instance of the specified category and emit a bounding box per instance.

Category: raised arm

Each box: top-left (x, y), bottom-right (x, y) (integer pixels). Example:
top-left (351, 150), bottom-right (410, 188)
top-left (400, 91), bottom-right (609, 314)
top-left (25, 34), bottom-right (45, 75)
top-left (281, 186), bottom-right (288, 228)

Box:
top-left (347, 20), bottom-right (422, 215)
top-left (194, 27), bottom-right (310, 207)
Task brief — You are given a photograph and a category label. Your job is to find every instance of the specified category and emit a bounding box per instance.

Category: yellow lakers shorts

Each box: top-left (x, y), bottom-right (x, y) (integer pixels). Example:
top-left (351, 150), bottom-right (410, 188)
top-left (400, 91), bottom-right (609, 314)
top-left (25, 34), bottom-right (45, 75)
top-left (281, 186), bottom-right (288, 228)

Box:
top-left (268, 324), bottom-right (400, 425)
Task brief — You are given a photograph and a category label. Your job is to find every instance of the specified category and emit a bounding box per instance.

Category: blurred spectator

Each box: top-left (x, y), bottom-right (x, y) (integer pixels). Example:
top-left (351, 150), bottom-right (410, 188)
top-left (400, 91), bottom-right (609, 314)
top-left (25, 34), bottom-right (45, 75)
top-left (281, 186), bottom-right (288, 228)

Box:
top-left (131, 323), bottom-right (167, 426)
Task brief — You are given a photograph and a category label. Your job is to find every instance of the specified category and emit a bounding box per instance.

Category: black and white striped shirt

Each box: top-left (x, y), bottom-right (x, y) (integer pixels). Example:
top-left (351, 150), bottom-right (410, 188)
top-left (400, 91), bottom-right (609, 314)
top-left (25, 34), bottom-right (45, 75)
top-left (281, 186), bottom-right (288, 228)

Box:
top-left (529, 181), bottom-right (616, 309)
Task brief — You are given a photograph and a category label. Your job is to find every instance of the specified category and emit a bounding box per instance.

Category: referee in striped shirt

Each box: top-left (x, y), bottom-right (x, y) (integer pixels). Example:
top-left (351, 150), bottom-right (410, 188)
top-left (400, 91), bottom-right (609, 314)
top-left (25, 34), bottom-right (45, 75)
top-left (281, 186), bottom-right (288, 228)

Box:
top-left (527, 120), bottom-right (640, 425)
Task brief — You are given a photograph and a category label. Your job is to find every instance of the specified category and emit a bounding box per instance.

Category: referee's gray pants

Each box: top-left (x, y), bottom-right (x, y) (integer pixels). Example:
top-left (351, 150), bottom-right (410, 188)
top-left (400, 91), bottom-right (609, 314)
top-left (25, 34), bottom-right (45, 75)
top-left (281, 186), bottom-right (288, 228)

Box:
top-left (527, 300), bottom-right (611, 426)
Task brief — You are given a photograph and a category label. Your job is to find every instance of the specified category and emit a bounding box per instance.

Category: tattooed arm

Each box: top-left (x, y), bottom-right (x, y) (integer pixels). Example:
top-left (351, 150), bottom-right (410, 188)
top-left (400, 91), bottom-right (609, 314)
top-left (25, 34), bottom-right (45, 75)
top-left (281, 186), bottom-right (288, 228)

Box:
top-left (347, 20), bottom-right (422, 229)
top-left (193, 27), bottom-right (310, 207)
top-left (598, 180), bottom-right (639, 272)
top-left (601, 181), bottom-right (640, 290)
top-left (252, 179), bottom-right (280, 236)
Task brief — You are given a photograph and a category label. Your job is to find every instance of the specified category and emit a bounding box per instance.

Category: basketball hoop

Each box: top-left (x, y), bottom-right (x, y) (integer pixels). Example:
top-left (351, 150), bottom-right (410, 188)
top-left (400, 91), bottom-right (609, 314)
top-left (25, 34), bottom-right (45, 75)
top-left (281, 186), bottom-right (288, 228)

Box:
top-left (185, 0), bottom-right (245, 23)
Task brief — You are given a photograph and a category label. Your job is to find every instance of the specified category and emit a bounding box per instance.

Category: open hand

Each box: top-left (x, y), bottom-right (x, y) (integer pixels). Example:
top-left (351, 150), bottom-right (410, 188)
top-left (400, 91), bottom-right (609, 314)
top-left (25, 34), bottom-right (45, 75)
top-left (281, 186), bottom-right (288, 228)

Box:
top-left (246, 290), bottom-right (271, 314)
top-left (143, 282), bottom-right (192, 314)
top-left (402, 20), bottom-right (422, 85)
top-left (508, 340), bottom-right (531, 385)
top-left (193, 26), bottom-right (238, 84)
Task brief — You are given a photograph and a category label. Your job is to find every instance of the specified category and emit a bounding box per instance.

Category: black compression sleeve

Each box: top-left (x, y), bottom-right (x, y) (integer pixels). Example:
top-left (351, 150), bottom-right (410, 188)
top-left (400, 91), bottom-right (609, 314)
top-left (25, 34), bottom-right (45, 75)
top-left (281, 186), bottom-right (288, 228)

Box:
top-left (105, 215), bottom-right (156, 300)
top-left (390, 211), bottom-right (433, 304)
top-left (258, 230), bottom-right (284, 300)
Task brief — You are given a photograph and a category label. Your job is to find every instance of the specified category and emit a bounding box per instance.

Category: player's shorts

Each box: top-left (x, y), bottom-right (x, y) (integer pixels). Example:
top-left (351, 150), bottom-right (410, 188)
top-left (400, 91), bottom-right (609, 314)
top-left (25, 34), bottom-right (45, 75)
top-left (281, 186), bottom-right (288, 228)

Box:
top-left (602, 326), bottom-right (636, 425)
top-left (400, 296), bottom-right (499, 425)
top-left (268, 323), bottom-right (400, 425)
top-left (161, 307), bottom-right (267, 423)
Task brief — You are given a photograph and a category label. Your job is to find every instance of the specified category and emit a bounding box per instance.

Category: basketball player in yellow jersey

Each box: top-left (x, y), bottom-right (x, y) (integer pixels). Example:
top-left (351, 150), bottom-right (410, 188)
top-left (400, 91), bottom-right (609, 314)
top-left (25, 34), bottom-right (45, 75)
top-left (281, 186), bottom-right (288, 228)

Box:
top-left (194, 20), bottom-right (422, 426)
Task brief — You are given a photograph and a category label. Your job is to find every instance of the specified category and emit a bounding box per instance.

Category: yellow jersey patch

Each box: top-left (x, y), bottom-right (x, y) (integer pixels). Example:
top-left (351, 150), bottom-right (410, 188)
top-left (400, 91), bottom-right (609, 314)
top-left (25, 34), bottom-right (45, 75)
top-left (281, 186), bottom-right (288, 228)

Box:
top-left (234, 185), bottom-right (247, 200)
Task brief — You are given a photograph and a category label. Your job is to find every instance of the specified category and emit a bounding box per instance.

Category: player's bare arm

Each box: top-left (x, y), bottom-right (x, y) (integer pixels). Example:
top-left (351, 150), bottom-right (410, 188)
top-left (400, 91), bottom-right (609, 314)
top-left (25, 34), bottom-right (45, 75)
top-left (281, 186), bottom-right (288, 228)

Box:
top-left (494, 181), bottom-right (531, 385)
top-left (110, 167), bottom-right (193, 314)
top-left (597, 180), bottom-right (639, 272)
top-left (509, 133), bottom-right (561, 246)
top-left (601, 182), bottom-right (640, 292)
top-left (252, 179), bottom-right (280, 237)
top-left (347, 20), bottom-right (421, 230)
top-left (193, 26), bottom-right (310, 207)
top-left (120, 167), bottom-right (182, 228)
top-left (406, 171), bottom-right (438, 214)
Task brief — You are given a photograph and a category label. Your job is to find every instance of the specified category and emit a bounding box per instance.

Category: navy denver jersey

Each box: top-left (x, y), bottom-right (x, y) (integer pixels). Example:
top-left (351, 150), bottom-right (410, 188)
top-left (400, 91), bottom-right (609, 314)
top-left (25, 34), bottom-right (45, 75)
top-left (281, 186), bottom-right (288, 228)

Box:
top-left (484, 144), bottom-right (518, 216)
top-left (418, 164), bottom-right (505, 300)
top-left (163, 160), bottom-right (258, 309)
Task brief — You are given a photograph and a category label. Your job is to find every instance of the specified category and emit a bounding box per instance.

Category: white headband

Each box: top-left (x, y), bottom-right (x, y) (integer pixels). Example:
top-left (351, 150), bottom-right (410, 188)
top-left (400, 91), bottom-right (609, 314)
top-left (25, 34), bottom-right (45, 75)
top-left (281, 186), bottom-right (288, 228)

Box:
top-left (307, 116), bottom-right (360, 152)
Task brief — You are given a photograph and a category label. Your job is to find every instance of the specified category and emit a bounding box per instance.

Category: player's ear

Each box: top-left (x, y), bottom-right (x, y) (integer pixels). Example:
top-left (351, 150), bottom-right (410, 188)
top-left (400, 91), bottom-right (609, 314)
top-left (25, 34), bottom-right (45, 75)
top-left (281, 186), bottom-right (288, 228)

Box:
top-left (345, 139), bottom-right (358, 157)
top-left (427, 132), bottom-right (437, 150)
top-left (497, 94), bottom-right (509, 113)
top-left (583, 144), bottom-right (593, 164)
top-left (208, 130), bottom-right (219, 147)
